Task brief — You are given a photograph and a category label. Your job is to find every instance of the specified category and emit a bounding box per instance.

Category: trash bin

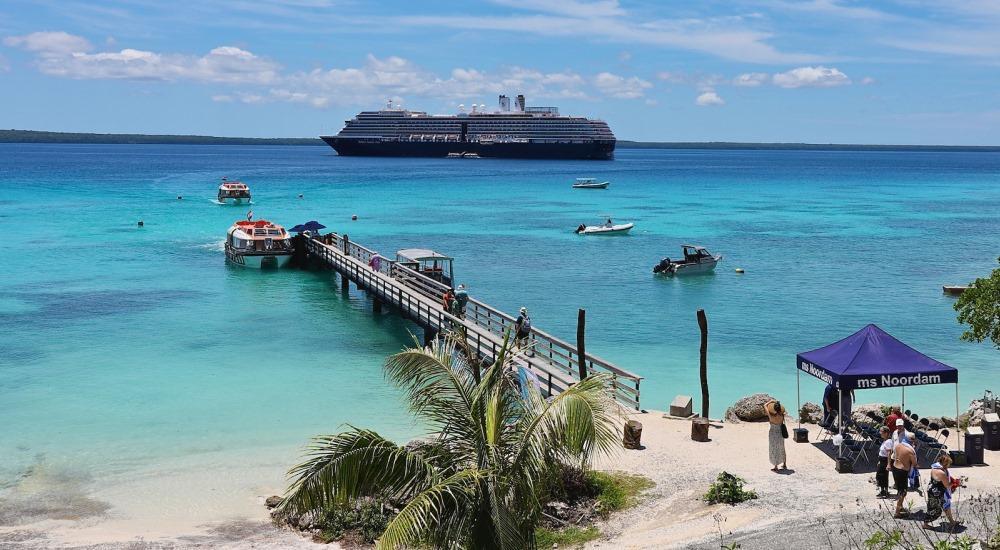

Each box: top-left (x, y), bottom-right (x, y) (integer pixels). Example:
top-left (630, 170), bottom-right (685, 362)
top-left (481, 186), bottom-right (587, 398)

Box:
top-left (983, 413), bottom-right (1000, 451)
top-left (965, 427), bottom-right (985, 465)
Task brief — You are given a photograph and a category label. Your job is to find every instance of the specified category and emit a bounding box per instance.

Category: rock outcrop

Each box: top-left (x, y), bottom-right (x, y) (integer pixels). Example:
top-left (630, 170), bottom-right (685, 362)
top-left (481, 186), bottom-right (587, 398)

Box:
top-left (798, 402), bottom-right (822, 424)
top-left (725, 393), bottom-right (776, 423)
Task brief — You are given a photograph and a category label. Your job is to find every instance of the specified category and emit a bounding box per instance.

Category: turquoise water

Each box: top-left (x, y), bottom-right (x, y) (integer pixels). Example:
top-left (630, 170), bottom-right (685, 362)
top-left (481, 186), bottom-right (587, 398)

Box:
top-left (1, 144), bottom-right (998, 494)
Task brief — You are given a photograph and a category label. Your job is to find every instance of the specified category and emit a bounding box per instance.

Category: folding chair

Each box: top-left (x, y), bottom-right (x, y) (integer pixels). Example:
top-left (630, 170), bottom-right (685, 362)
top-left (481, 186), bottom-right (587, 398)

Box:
top-left (923, 429), bottom-right (950, 462)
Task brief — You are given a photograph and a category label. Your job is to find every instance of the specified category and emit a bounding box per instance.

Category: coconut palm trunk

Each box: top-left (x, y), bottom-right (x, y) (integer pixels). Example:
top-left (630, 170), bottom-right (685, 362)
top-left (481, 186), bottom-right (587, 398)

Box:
top-left (277, 332), bottom-right (622, 549)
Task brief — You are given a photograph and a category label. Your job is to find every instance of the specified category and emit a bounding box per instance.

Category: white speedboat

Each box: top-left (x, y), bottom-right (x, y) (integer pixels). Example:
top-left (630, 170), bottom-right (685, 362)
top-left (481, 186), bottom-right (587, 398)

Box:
top-left (572, 178), bottom-right (610, 189)
top-left (653, 245), bottom-right (722, 275)
top-left (575, 220), bottom-right (634, 235)
top-left (217, 178), bottom-right (252, 204)
top-left (225, 220), bottom-right (293, 268)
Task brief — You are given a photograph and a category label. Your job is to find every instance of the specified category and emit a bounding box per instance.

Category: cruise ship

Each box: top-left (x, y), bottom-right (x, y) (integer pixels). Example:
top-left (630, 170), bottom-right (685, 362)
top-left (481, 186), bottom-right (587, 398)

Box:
top-left (321, 94), bottom-right (615, 160)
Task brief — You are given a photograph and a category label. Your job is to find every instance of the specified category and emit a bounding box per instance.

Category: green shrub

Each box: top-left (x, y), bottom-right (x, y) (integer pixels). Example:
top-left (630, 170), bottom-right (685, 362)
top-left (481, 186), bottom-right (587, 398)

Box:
top-left (704, 472), bottom-right (758, 505)
top-left (313, 498), bottom-right (394, 544)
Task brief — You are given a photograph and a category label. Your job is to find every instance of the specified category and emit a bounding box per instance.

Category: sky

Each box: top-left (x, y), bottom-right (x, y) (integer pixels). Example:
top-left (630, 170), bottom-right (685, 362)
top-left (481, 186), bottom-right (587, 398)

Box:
top-left (1, 0), bottom-right (999, 144)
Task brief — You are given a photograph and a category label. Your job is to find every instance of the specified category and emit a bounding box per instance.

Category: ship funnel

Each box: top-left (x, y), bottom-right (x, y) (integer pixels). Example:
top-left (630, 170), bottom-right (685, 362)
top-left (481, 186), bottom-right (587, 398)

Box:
top-left (499, 94), bottom-right (510, 112)
top-left (515, 94), bottom-right (525, 111)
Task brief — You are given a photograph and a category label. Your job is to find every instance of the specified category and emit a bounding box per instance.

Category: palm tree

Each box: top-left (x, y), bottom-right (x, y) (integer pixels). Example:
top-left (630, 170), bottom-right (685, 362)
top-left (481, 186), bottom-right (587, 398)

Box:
top-left (278, 332), bottom-right (621, 549)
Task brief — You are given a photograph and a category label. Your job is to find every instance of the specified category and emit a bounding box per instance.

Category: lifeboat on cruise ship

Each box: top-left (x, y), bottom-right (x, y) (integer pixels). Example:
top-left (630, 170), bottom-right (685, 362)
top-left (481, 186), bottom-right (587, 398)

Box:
top-left (225, 219), bottom-right (292, 268)
top-left (217, 178), bottom-right (252, 204)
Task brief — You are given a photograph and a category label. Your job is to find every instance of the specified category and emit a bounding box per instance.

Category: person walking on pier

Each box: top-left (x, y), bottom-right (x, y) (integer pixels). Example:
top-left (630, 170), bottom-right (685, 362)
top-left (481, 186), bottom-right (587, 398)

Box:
top-left (515, 307), bottom-right (533, 356)
top-left (454, 284), bottom-right (469, 318)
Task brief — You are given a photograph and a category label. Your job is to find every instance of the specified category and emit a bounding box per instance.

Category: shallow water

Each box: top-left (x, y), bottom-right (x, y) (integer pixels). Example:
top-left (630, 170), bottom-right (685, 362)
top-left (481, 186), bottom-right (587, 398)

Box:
top-left (1, 144), bottom-right (998, 517)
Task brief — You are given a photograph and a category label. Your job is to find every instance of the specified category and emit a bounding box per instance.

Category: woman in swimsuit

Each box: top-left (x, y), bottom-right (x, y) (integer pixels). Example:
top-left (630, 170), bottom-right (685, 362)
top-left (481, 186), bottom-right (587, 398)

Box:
top-left (923, 452), bottom-right (962, 531)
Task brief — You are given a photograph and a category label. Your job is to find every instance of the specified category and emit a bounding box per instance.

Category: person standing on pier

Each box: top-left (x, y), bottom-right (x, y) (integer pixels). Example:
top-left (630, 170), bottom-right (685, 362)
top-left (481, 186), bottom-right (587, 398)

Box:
top-left (515, 307), bottom-right (533, 356)
top-left (442, 288), bottom-right (456, 314)
top-left (454, 284), bottom-right (469, 318)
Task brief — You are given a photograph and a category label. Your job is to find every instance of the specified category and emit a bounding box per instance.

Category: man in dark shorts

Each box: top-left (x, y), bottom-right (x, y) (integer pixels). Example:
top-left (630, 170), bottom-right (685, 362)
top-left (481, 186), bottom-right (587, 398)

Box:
top-left (891, 439), bottom-right (917, 518)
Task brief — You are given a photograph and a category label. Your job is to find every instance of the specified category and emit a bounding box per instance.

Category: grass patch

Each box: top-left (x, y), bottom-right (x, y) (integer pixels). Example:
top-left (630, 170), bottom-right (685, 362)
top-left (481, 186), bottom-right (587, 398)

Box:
top-left (535, 525), bottom-right (601, 548)
top-left (586, 471), bottom-right (655, 513)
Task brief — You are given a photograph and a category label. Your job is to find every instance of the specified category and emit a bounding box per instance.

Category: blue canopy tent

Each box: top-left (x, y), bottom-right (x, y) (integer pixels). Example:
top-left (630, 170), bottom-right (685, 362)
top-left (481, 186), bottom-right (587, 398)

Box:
top-left (796, 324), bottom-right (961, 454)
top-left (289, 220), bottom-right (326, 234)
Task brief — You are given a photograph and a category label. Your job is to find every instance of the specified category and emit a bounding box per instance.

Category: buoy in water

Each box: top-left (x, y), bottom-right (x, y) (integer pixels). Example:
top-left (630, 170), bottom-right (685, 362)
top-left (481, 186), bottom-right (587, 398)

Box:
top-left (735, 268), bottom-right (744, 274)
top-left (137, 220), bottom-right (144, 227)
top-left (351, 214), bottom-right (358, 221)
top-left (298, 194), bottom-right (303, 199)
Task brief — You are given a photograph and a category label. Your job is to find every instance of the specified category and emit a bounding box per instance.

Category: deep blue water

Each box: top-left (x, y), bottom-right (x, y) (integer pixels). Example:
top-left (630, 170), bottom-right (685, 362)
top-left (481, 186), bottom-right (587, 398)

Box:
top-left (1, 143), bottom-right (998, 489)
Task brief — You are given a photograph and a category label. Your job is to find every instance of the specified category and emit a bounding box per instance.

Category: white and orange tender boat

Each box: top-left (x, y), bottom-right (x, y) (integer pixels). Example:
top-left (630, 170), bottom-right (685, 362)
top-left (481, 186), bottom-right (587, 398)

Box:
top-left (225, 220), bottom-right (292, 268)
top-left (217, 177), bottom-right (252, 204)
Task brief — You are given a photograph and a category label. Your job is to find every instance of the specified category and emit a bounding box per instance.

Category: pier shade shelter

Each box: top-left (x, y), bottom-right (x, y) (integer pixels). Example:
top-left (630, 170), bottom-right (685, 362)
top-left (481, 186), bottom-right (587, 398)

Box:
top-left (795, 324), bottom-right (961, 453)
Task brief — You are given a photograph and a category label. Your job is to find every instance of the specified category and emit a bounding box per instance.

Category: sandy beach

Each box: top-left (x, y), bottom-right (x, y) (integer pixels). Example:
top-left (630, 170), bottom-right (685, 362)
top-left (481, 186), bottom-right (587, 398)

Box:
top-left (4, 407), bottom-right (995, 549)
top-left (589, 410), bottom-right (1000, 549)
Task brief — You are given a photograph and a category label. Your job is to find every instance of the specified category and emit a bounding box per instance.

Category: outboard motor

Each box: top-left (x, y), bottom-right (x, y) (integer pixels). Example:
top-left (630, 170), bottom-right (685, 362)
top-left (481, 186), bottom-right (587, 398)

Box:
top-left (653, 257), bottom-right (671, 273)
top-left (575, 224), bottom-right (586, 234)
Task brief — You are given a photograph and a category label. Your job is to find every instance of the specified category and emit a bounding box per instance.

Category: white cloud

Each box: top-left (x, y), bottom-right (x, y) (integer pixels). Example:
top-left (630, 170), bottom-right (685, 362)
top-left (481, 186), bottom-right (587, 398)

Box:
top-left (0, 54), bottom-right (9, 72)
top-left (8, 34), bottom-right (281, 84)
top-left (394, 13), bottom-right (822, 64)
top-left (7, 31), bottom-right (656, 108)
top-left (860, 76), bottom-right (876, 85)
top-left (772, 66), bottom-right (850, 88)
top-left (733, 72), bottom-right (768, 87)
top-left (695, 91), bottom-right (724, 106)
top-left (4, 31), bottom-right (92, 55)
top-left (593, 72), bottom-right (652, 99)
top-left (488, 0), bottom-right (625, 18)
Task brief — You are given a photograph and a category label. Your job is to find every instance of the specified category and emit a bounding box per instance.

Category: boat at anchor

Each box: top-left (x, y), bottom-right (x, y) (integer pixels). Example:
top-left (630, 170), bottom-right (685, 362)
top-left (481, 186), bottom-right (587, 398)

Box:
top-left (653, 245), bottom-right (722, 275)
top-left (575, 218), bottom-right (633, 235)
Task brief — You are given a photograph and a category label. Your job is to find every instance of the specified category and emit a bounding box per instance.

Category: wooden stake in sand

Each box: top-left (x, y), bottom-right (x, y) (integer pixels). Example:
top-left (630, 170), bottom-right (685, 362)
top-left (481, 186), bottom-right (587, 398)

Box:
top-left (698, 309), bottom-right (710, 418)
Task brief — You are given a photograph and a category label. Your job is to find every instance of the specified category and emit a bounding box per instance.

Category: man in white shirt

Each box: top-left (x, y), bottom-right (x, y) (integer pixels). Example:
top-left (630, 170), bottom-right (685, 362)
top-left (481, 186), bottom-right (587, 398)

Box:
top-left (876, 426), bottom-right (893, 498)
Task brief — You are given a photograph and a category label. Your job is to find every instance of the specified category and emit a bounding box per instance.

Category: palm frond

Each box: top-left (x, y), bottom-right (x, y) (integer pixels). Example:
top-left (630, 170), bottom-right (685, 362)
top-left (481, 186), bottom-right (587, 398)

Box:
top-left (375, 468), bottom-right (487, 550)
top-left (279, 428), bottom-right (439, 516)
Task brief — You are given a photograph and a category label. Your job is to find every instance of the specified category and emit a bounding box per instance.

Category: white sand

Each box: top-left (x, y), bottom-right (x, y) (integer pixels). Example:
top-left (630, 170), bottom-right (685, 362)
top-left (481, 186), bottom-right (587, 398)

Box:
top-left (2, 411), bottom-right (996, 549)
top-left (587, 410), bottom-right (1000, 549)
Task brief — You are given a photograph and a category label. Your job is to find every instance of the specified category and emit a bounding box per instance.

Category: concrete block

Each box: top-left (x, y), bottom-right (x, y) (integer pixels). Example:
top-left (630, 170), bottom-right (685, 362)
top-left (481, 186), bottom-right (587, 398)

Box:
top-left (670, 395), bottom-right (693, 417)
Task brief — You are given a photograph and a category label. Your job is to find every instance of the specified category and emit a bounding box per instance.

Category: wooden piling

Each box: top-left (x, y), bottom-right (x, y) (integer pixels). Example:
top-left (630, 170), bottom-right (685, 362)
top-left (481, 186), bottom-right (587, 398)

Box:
top-left (373, 298), bottom-right (382, 315)
top-left (697, 309), bottom-right (709, 419)
top-left (576, 308), bottom-right (587, 380)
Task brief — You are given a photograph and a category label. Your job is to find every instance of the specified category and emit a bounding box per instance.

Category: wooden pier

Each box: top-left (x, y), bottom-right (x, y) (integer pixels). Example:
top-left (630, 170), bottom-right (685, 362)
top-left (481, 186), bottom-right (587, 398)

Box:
top-left (303, 233), bottom-right (643, 410)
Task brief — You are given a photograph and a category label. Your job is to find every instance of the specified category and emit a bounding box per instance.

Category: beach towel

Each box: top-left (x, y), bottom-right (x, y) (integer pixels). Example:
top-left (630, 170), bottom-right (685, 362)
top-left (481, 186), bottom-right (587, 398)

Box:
top-left (908, 466), bottom-right (921, 493)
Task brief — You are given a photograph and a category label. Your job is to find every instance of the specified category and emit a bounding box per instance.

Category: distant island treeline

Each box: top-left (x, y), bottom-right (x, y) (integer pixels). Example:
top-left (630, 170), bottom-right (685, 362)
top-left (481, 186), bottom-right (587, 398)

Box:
top-left (2, 130), bottom-right (998, 152)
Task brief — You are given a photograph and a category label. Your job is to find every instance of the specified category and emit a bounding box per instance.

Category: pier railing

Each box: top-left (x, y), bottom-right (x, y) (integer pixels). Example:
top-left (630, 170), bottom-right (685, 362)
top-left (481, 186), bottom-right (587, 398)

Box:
top-left (306, 234), bottom-right (642, 409)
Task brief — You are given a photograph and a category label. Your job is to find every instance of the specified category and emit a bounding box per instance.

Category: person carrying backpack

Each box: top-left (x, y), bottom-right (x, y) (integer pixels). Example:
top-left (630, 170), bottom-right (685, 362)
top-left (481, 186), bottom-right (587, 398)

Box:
top-left (514, 307), bottom-right (533, 356)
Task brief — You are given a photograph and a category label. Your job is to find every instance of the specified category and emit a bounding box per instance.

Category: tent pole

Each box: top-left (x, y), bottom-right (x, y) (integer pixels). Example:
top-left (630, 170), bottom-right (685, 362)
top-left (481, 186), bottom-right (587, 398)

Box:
top-left (838, 388), bottom-right (843, 458)
top-left (901, 387), bottom-right (905, 411)
top-left (796, 370), bottom-right (801, 429)
top-left (956, 382), bottom-right (961, 453)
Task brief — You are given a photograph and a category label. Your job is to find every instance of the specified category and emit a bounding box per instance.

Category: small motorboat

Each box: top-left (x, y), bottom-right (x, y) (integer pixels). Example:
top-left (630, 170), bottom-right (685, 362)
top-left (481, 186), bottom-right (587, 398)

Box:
top-left (572, 178), bottom-right (610, 189)
top-left (218, 177), bottom-right (252, 204)
top-left (942, 285), bottom-right (969, 296)
top-left (653, 245), bottom-right (722, 275)
top-left (575, 219), bottom-right (633, 235)
top-left (225, 219), bottom-right (293, 268)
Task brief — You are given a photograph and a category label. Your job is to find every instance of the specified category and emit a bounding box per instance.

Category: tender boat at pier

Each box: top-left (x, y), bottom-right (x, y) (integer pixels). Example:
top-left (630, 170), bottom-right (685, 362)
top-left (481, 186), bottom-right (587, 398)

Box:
top-left (575, 219), bottom-right (634, 235)
top-left (217, 178), bottom-right (252, 204)
top-left (572, 178), bottom-right (609, 189)
top-left (653, 245), bottom-right (722, 275)
top-left (225, 220), bottom-right (292, 268)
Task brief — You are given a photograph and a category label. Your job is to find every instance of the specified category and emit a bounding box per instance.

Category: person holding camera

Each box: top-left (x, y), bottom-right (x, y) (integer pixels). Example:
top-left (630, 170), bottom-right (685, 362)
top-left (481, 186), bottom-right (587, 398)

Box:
top-left (765, 399), bottom-right (788, 472)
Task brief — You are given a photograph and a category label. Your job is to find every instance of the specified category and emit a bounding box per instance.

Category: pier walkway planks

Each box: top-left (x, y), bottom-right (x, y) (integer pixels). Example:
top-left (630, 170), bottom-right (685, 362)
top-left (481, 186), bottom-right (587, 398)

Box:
top-left (304, 234), bottom-right (643, 410)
